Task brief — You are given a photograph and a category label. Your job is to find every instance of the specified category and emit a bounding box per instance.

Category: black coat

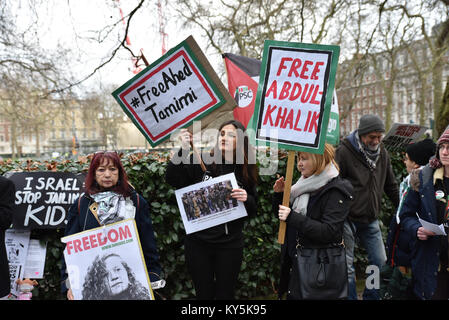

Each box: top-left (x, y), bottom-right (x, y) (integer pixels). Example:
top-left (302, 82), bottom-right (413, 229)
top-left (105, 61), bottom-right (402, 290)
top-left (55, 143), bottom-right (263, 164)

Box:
top-left (165, 149), bottom-right (258, 248)
top-left (0, 176), bottom-right (16, 297)
top-left (273, 176), bottom-right (353, 298)
top-left (335, 134), bottom-right (399, 223)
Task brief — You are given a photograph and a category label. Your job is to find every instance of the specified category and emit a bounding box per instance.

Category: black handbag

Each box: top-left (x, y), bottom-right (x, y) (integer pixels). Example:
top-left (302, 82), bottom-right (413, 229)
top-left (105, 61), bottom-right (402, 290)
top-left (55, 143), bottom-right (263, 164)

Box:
top-left (294, 240), bottom-right (348, 300)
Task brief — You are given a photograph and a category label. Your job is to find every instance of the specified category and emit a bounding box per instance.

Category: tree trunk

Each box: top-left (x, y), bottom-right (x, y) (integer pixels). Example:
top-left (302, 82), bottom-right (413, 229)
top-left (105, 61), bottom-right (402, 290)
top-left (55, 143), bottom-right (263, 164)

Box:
top-left (437, 77), bottom-right (449, 136)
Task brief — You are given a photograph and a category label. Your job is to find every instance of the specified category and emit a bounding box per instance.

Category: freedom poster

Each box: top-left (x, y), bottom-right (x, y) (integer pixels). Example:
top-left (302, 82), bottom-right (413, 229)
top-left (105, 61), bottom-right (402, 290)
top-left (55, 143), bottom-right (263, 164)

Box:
top-left (4, 171), bottom-right (85, 229)
top-left (113, 35), bottom-right (236, 147)
top-left (61, 219), bottom-right (154, 300)
top-left (249, 40), bottom-right (340, 154)
top-left (174, 173), bottom-right (247, 234)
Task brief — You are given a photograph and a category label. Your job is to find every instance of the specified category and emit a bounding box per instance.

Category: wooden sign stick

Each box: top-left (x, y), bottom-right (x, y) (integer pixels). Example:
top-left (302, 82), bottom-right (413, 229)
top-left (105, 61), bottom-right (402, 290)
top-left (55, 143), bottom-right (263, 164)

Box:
top-left (190, 140), bottom-right (207, 173)
top-left (278, 150), bottom-right (296, 244)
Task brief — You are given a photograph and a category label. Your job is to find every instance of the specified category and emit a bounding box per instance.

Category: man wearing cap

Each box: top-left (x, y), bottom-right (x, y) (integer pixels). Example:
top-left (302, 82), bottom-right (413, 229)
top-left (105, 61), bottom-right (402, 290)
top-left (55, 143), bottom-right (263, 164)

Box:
top-left (400, 125), bottom-right (449, 299)
top-left (336, 114), bottom-right (399, 300)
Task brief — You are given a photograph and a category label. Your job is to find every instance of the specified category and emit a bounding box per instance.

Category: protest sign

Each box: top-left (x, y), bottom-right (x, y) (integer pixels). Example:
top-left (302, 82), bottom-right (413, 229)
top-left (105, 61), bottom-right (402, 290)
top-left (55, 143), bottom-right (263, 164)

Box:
top-left (23, 239), bottom-right (47, 279)
top-left (382, 123), bottom-right (428, 152)
top-left (174, 173), bottom-right (248, 234)
top-left (223, 52), bottom-right (340, 144)
top-left (249, 40), bottom-right (339, 154)
top-left (248, 40), bottom-right (339, 244)
top-left (4, 172), bottom-right (85, 229)
top-left (5, 229), bottom-right (31, 296)
top-left (113, 35), bottom-right (236, 147)
top-left (61, 219), bottom-right (153, 300)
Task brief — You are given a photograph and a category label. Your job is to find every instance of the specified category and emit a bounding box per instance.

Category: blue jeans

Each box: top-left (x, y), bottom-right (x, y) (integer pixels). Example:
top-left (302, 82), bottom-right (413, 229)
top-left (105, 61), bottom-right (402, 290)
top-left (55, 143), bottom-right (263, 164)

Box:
top-left (343, 220), bottom-right (387, 300)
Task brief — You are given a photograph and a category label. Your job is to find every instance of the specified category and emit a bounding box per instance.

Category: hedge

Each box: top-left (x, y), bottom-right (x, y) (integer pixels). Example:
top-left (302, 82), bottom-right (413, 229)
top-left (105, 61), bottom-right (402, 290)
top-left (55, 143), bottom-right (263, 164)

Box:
top-left (0, 148), bottom-right (406, 300)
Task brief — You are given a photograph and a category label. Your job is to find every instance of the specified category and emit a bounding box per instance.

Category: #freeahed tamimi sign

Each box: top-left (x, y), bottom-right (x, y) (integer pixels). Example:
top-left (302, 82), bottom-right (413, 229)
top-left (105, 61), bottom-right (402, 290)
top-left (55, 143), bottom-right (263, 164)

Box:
top-left (249, 40), bottom-right (339, 154)
top-left (113, 36), bottom-right (234, 147)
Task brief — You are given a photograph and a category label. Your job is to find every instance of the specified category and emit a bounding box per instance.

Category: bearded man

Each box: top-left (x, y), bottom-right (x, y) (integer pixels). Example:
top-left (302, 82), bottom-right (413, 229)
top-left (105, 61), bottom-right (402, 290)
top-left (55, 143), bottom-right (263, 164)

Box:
top-left (336, 114), bottom-right (399, 300)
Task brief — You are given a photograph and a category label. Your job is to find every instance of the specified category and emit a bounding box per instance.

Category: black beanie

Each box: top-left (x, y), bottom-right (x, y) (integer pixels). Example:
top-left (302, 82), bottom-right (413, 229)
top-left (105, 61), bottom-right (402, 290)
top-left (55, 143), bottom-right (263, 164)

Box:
top-left (406, 138), bottom-right (436, 166)
top-left (358, 114), bottom-right (385, 136)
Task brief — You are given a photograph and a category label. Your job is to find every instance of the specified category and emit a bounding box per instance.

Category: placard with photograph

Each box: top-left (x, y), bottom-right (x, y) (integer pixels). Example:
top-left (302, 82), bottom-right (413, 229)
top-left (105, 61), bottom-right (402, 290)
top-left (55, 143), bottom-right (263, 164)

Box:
top-left (174, 173), bottom-right (248, 234)
top-left (5, 229), bottom-right (31, 296)
top-left (61, 219), bottom-right (154, 300)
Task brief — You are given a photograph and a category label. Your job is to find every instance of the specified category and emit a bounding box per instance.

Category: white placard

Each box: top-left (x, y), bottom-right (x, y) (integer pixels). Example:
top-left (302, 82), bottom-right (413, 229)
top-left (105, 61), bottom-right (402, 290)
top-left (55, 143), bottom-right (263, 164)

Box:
top-left (175, 173), bottom-right (248, 234)
top-left (61, 219), bottom-right (153, 300)
top-left (23, 239), bottom-right (47, 279)
top-left (5, 229), bottom-right (31, 296)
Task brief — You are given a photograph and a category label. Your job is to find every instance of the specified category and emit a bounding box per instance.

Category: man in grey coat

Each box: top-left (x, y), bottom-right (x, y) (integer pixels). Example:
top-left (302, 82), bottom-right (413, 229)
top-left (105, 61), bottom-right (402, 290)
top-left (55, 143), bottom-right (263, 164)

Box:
top-left (0, 176), bottom-right (15, 299)
top-left (335, 114), bottom-right (399, 300)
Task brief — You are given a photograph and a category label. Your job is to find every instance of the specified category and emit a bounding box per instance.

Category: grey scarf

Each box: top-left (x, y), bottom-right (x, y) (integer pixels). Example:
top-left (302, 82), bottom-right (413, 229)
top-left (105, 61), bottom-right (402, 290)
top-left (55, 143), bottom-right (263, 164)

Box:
top-left (290, 162), bottom-right (339, 216)
top-left (355, 131), bottom-right (380, 170)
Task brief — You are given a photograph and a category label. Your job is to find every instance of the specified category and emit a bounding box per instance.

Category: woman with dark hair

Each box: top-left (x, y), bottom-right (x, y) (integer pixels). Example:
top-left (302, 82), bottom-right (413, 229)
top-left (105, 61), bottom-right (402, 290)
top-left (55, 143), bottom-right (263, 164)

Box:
top-left (62, 151), bottom-right (162, 300)
top-left (165, 120), bottom-right (258, 299)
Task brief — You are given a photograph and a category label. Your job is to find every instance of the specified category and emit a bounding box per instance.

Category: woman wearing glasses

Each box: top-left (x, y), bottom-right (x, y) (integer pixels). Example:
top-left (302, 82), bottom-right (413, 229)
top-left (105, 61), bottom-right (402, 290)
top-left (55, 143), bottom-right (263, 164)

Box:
top-left (62, 151), bottom-right (162, 300)
top-left (165, 120), bottom-right (258, 300)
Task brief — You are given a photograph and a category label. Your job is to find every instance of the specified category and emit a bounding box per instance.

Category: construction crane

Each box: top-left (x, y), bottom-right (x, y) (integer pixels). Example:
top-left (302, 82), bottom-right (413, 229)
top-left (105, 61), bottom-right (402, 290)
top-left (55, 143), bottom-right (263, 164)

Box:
top-left (158, 0), bottom-right (168, 55)
top-left (116, 0), bottom-right (143, 74)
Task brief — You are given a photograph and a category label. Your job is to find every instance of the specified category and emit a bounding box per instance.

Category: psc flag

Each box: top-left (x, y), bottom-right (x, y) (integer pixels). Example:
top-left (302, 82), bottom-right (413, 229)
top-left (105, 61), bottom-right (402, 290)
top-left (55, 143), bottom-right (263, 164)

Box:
top-left (223, 53), bottom-right (261, 128)
top-left (248, 40), bottom-right (340, 154)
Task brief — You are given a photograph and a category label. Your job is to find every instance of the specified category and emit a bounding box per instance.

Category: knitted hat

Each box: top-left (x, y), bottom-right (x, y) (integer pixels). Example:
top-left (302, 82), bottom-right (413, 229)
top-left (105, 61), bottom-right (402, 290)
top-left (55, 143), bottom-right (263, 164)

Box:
top-left (430, 125), bottom-right (449, 169)
top-left (406, 138), bottom-right (436, 166)
top-left (358, 114), bottom-right (385, 136)
top-left (437, 126), bottom-right (449, 147)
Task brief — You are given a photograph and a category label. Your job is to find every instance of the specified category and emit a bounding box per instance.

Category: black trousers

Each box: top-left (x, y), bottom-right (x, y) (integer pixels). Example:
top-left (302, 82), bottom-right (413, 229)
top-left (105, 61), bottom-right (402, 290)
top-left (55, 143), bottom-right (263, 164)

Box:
top-left (184, 237), bottom-right (243, 300)
top-left (432, 270), bottom-right (449, 300)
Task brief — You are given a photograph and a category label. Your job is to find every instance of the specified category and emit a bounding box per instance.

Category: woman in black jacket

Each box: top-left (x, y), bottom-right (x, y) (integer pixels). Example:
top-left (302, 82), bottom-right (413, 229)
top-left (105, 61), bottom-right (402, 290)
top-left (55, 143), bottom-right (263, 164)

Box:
top-left (273, 143), bottom-right (353, 300)
top-left (62, 151), bottom-right (162, 300)
top-left (165, 120), bottom-right (258, 300)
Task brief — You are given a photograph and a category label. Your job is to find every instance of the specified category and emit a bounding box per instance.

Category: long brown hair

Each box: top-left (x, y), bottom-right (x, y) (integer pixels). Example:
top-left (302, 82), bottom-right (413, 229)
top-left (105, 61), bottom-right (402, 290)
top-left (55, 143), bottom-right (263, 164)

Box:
top-left (85, 152), bottom-right (132, 197)
top-left (210, 120), bottom-right (258, 186)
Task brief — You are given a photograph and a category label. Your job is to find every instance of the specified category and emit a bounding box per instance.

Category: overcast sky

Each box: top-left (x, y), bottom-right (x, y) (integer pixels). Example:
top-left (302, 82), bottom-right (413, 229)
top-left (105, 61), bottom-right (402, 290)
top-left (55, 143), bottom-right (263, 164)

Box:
top-left (14, 1), bottom-right (200, 94)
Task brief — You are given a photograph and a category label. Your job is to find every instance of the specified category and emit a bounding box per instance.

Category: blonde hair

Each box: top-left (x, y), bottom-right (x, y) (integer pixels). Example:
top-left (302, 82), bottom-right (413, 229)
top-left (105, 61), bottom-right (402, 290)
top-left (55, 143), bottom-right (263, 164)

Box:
top-left (297, 143), bottom-right (339, 175)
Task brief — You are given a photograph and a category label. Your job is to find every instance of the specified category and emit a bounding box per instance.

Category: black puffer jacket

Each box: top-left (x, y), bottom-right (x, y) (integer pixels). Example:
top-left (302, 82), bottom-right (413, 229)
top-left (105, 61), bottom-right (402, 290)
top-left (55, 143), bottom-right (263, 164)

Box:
top-left (273, 176), bottom-right (353, 298)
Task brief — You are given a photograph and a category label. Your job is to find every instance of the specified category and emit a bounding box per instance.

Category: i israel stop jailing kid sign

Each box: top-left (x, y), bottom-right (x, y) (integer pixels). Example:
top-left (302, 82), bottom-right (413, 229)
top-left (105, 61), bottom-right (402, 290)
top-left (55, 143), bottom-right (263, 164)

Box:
top-left (5, 172), bottom-right (85, 229)
top-left (248, 40), bottom-right (339, 243)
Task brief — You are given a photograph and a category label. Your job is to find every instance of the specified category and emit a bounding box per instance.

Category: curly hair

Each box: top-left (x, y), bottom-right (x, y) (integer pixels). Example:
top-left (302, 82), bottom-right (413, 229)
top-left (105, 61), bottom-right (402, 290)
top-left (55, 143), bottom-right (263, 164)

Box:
top-left (82, 253), bottom-right (151, 300)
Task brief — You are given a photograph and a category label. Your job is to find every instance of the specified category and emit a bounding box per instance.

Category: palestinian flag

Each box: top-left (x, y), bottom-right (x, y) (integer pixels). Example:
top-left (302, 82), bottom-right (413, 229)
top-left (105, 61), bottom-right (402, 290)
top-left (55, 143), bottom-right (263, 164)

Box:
top-left (223, 53), bottom-right (261, 128)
